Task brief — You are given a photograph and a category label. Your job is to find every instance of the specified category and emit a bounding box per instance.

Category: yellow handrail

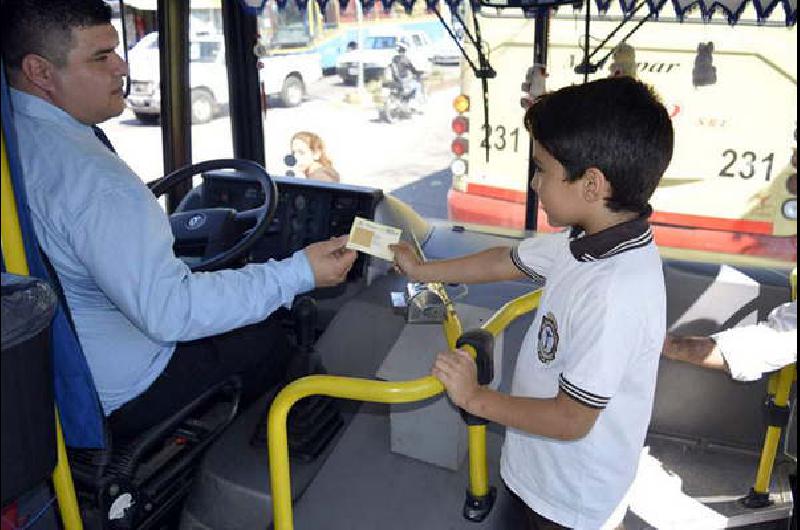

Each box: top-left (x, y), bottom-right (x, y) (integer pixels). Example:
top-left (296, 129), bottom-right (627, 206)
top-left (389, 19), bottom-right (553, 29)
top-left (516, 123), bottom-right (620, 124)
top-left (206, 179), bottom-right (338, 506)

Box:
top-left (2, 133), bottom-right (83, 530)
top-left (1, 135), bottom-right (28, 275)
top-left (53, 412), bottom-right (83, 529)
top-left (753, 364), bottom-right (796, 495)
top-left (267, 287), bottom-right (542, 530)
top-left (750, 267), bottom-right (797, 499)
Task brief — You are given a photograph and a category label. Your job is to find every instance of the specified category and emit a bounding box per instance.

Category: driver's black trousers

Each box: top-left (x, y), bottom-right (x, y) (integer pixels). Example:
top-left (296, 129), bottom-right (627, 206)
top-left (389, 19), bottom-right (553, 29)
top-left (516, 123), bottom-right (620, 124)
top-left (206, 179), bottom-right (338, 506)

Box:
top-left (108, 316), bottom-right (291, 439)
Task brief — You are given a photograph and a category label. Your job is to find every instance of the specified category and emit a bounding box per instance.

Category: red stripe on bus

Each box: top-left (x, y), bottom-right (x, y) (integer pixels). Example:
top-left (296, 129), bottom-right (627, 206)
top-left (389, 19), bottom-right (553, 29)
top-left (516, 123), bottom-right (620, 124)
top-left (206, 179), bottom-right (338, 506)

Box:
top-left (651, 225), bottom-right (796, 261)
top-left (447, 188), bottom-right (526, 228)
top-left (649, 211), bottom-right (774, 235)
top-left (447, 189), bottom-right (796, 262)
top-left (460, 183), bottom-right (776, 235)
top-left (466, 183), bottom-right (528, 204)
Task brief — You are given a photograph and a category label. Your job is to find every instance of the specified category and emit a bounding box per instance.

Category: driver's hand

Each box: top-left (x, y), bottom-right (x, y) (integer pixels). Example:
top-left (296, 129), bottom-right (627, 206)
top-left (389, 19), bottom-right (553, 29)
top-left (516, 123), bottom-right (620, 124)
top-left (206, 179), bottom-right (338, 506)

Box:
top-left (304, 235), bottom-right (357, 288)
top-left (389, 241), bottom-right (424, 281)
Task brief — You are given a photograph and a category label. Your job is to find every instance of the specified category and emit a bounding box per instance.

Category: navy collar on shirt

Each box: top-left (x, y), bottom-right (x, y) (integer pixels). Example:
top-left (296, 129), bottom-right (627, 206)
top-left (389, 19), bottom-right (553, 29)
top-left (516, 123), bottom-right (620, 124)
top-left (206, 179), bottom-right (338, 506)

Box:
top-left (568, 205), bottom-right (654, 262)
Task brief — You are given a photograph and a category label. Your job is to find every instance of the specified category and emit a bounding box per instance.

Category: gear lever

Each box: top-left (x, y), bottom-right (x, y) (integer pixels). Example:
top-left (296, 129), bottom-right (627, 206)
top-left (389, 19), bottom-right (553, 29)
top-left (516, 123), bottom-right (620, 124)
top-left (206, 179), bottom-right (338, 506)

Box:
top-left (293, 296), bottom-right (317, 354)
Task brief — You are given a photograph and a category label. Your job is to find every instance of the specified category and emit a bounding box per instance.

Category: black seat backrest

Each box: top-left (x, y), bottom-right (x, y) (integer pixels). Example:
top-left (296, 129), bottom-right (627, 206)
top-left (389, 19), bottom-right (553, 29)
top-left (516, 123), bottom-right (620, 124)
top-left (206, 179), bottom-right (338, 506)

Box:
top-left (1, 60), bottom-right (243, 530)
top-left (652, 259), bottom-right (793, 450)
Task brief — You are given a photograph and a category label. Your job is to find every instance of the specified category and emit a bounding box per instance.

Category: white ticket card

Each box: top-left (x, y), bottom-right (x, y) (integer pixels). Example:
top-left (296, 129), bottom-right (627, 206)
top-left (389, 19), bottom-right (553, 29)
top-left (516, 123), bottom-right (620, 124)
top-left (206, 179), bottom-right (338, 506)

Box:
top-left (346, 217), bottom-right (402, 261)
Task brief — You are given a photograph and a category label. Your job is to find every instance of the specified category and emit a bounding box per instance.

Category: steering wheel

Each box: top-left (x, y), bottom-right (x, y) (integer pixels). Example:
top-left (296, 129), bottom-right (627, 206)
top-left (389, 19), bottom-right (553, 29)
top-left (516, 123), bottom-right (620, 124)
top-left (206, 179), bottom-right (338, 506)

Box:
top-left (150, 159), bottom-right (278, 272)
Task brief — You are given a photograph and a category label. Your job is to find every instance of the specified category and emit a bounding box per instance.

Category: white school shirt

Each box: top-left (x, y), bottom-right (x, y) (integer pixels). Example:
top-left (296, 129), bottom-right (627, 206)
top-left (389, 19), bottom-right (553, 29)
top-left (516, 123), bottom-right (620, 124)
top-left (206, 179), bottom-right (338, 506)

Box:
top-left (502, 212), bottom-right (666, 529)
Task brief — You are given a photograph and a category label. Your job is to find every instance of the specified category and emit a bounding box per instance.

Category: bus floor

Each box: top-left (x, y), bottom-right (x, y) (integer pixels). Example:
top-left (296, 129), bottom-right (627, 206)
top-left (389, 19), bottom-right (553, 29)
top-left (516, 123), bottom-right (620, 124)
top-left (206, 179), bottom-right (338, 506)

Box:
top-left (178, 273), bottom-right (794, 530)
top-left (179, 393), bottom-right (794, 529)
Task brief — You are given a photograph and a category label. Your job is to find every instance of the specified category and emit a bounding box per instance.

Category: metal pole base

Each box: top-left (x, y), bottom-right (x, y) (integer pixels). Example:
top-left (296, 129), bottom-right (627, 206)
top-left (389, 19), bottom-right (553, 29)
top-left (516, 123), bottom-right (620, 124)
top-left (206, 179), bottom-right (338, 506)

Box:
top-left (463, 486), bottom-right (496, 523)
top-left (741, 488), bottom-right (773, 509)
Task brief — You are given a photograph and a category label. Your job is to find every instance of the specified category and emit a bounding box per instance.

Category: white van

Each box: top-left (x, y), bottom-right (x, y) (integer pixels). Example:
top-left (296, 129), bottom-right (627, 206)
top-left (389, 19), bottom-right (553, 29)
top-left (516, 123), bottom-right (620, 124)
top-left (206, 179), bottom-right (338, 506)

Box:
top-left (127, 32), bottom-right (322, 124)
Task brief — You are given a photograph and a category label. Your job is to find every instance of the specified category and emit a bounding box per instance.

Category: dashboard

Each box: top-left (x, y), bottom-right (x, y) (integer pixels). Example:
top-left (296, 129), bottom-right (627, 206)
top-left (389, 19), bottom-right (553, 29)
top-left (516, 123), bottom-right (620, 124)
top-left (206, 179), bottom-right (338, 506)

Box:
top-left (196, 171), bottom-right (383, 281)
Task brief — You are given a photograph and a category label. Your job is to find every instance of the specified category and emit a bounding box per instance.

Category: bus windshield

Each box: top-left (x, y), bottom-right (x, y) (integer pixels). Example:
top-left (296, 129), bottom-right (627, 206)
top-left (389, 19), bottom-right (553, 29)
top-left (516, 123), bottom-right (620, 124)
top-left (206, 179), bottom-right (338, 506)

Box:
top-left (111, 0), bottom-right (796, 269)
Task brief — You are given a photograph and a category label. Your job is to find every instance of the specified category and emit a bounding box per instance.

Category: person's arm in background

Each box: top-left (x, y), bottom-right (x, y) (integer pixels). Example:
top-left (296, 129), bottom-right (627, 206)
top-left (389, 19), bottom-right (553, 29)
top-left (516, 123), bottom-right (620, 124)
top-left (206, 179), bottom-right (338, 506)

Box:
top-left (662, 335), bottom-right (726, 370)
top-left (662, 301), bottom-right (797, 381)
top-left (390, 241), bottom-right (525, 284)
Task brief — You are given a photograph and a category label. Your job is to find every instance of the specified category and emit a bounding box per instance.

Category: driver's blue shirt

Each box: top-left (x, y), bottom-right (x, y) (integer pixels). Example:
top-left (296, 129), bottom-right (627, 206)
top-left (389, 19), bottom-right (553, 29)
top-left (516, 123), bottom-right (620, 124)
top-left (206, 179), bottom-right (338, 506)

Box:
top-left (10, 88), bottom-right (315, 414)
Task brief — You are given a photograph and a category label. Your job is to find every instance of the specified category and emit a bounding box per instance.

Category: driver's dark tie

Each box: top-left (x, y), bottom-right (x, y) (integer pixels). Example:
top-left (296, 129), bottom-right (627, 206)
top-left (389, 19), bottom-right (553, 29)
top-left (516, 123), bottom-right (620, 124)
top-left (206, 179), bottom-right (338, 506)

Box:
top-left (92, 125), bottom-right (117, 154)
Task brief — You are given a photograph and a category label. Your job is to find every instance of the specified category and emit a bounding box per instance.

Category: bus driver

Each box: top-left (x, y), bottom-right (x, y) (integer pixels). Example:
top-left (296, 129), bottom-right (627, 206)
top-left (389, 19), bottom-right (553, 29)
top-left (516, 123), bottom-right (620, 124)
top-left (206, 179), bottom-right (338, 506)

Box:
top-left (0, 0), bottom-right (357, 439)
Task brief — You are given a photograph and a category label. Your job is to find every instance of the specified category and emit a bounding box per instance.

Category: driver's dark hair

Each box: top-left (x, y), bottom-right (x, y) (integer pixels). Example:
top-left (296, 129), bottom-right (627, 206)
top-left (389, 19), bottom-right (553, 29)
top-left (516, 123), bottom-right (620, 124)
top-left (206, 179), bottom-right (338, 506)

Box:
top-left (524, 76), bottom-right (674, 214)
top-left (1, 0), bottom-right (112, 69)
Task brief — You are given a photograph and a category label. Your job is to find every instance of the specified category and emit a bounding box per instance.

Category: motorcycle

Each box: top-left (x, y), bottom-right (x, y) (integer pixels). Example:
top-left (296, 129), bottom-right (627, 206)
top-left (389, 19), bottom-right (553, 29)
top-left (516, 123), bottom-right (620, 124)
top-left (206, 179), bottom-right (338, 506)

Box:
top-left (378, 74), bottom-right (424, 123)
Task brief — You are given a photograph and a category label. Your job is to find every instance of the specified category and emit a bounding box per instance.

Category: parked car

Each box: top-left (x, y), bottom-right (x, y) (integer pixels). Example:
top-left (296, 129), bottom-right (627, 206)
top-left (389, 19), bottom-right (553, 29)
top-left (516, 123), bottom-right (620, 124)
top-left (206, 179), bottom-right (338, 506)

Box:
top-left (127, 32), bottom-right (321, 124)
top-left (127, 32), bottom-right (227, 124)
top-left (336, 30), bottom-right (434, 85)
top-left (254, 42), bottom-right (323, 109)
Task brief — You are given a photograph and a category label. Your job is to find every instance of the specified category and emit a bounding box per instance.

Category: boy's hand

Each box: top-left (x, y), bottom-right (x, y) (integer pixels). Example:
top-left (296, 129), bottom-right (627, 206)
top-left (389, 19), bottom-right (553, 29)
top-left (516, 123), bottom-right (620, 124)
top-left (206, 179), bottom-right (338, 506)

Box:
top-left (304, 235), bottom-right (358, 287)
top-left (389, 241), bottom-right (424, 281)
top-left (431, 349), bottom-right (480, 411)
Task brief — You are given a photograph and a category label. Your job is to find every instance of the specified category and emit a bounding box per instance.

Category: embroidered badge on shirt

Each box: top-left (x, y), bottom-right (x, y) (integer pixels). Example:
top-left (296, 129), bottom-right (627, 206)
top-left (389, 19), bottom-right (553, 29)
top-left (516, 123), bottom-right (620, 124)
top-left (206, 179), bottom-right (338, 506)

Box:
top-left (537, 311), bottom-right (559, 364)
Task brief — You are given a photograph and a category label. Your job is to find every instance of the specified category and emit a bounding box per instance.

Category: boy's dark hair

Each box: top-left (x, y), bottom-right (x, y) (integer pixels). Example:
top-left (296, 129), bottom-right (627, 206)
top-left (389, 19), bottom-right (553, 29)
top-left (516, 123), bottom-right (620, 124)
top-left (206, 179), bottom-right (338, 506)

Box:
top-left (525, 77), bottom-right (674, 214)
top-left (0, 0), bottom-right (112, 69)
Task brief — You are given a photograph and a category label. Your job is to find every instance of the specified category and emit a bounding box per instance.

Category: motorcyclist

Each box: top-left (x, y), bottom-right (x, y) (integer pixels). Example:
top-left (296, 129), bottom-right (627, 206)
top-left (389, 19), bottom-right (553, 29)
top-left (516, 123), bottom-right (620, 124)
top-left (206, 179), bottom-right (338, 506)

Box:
top-left (388, 43), bottom-right (424, 111)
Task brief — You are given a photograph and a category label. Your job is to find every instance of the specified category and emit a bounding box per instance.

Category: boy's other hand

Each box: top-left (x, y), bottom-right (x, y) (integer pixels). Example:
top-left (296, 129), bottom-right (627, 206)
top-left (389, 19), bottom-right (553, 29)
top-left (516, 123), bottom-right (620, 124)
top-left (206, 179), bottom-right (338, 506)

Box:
top-left (389, 241), bottom-right (424, 281)
top-left (432, 349), bottom-right (480, 411)
top-left (304, 235), bottom-right (357, 288)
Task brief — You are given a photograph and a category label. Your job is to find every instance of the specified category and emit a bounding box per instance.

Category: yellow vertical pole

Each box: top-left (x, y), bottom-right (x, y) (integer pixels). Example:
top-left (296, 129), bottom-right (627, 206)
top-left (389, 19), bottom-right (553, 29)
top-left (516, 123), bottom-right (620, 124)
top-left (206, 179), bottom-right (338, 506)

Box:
top-left (2, 134), bottom-right (84, 530)
top-left (0, 137), bottom-right (28, 275)
top-left (748, 267), bottom-right (797, 503)
top-left (752, 364), bottom-right (796, 495)
top-left (53, 413), bottom-right (84, 529)
top-left (467, 425), bottom-right (489, 496)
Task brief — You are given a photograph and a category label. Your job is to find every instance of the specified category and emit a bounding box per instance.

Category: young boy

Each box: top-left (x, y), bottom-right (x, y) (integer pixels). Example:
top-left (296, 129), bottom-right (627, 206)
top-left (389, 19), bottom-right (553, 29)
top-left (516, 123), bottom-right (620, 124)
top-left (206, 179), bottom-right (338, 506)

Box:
top-left (391, 76), bottom-right (674, 529)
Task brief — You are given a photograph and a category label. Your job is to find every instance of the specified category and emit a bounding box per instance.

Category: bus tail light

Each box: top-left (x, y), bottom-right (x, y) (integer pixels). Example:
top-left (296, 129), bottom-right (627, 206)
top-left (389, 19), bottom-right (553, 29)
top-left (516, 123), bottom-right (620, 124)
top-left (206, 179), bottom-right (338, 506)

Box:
top-left (787, 173), bottom-right (797, 195)
top-left (451, 158), bottom-right (468, 177)
top-left (452, 116), bottom-right (469, 135)
top-left (453, 95), bottom-right (470, 114)
top-left (451, 138), bottom-right (469, 157)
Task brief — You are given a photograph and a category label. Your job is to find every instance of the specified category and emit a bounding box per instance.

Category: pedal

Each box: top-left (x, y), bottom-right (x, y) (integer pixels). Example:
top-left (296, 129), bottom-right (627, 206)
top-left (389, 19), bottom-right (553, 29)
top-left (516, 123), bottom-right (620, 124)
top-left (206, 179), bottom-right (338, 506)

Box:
top-left (250, 395), bottom-right (343, 462)
top-left (287, 396), bottom-right (343, 462)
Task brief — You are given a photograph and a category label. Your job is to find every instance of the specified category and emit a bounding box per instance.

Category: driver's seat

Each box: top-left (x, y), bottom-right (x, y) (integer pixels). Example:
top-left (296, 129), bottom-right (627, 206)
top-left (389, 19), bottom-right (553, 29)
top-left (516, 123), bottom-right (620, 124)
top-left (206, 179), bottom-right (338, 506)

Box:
top-left (66, 381), bottom-right (241, 529)
top-left (1, 64), bottom-right (242, 530)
